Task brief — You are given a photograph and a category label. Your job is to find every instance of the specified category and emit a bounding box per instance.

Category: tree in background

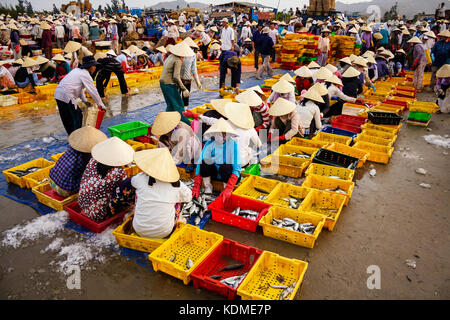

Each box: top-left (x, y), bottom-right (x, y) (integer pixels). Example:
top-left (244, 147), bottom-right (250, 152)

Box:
top-left (16, 0), bottom-right (25, 13)
top-left (383, 1), bottom-right (398, 21)
top-left (111, 0), bottom-right (120, 14)
top-left (25, 1), bottom-right (33, 15)
top-left (98, 5), bottom-right (104, 15)
top-left (53, 4), bottom-right (59, 15)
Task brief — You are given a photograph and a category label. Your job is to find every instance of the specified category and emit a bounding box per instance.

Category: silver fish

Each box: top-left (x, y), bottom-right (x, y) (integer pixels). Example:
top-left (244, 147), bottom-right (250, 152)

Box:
top-left (279, 281), bottom-right (296, 300)
top-left (194, 216), bottom-right (201, 226)
top-left (328, 175), bottom-right (343, 180)
top-left (186, 258), bottom-right (194, 270)
top-left (168, 254), bottom-right (176, 262)
top-left (269, 284), bottom-right (288, 289)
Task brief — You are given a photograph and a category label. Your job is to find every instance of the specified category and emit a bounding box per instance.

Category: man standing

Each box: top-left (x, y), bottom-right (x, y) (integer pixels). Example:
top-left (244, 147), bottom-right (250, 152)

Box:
top-left (268, 21), bottom-right (278, 62)
top-left (54, 20), bottom-right (65, 49)
top-left (109, 19), bottom-right (119, 54)
top-left (240, 21), bottom-right (252, 43)
top-left (220, 18), bottom-right (235, 52)
top-left (430, 30), bottom-right (450, 90)
top-left (252, 23), bottom-right (263, 70)
top-left (256, 27), bottom-right (274, 80)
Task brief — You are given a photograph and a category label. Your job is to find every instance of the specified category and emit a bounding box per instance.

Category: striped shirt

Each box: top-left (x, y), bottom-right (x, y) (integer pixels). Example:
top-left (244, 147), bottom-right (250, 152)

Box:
top-left (251, 102), bottom-right (270, 129)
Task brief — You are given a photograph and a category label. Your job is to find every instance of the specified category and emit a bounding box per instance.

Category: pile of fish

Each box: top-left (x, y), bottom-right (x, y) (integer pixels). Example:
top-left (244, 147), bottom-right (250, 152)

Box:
top-left (180, 193), bottom-right (215, 226)
top-left (284, 152), bottom-right (311, 159)
top-left (280, 195), bottom-right (305, 209)
top-left (272, 217), bottom-right (316, 234)
top-left (8, 166), bottom-right (41, 177)
top-left (230, 207), bottom-right (260, 220)
top-left (323, 187), bottom-right (347, 195)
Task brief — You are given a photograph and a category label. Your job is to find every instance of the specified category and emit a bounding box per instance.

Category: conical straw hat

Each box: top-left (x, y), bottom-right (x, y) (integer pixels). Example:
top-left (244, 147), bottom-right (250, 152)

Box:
top-left (194, 24), bottom-right (205, 32)
top-left (310, 82), bottom-right (328, 96)
top-left (314, 67), bottom-right (333, 80)
top-left (68, 126), bottom-right (108, 153)
top-left (183, 37), bottom-right (199, 49)
top-left (13, 58), bottom-right (23, 65)
top-left (436, 64), bottom-right (450, 78)
top-left (339, 57), bottom-right (352, 65)
top-left (437, 29), bottom-right (450, 37)
top-left (247, 85), bottom-right (264, 95)
top-left (40, 22), bottom-right (51, 30)
top-left (396, 49), bottom-right (406, 55)
top-left (21, 56), bottom-right (38, 68)
top-left (91, 136), bottom-right (134, 166)
top-left (169, 41), bottom-right (195, 57)
top-left (106, 49), bottom-right (117, 56)
top-left (271, 79), bottom-right (294, 94)
top-left (301, 86), bottom-right (325, 104)
top-left (64, 40), bottom-right (82, 53)
top-left (402, 29), bottom-right (410, 35)
top-left (424, 31), bottom-right (436, 39)
top-left (307, 61), bottom-right (320, 69)
top-left (235, 89), bottom-right (262, 107)
top-left (294, 66), bottom-right (313, 78)
top-left (127, 44), bottom-right (139, 53)
top-left (210, 99), bottom-right (232, 117)
top-left (407, 36), bottom-right (422, 44)
top-left (94, 52), bottom-right (107, 60)
top-left (326, 74), bottom-right (343, 86)
top-left (373, 32), bottom-right (383, 40)
top-left (134, 148), bottom-right (180, 183)
top-left (342, 66), bottom-right (361, 78)
top-left (156, 46), bottom-right (167, 54)
top-left (209, 43), bottom-right (221, 51)
top-left (349, 54), bottom-right (358, 62)
top-left (52, 54), bottom-right (66, 62)
top-left (348, 27), bottom-right (357, 34)
top-left (34, 55), bottom-right (49, 65)
top-left (268, 97), bottom-right (296, 116)
top-left (204, 118), bottom-right (237, 136)
top-left (225, 102), bottom-right (254, 130)
top-left (279, 73), bottom-right (295, 83)
top-left (324, 63), bottom-right (337, 73)
top-left (151, 111), bottom-right (181, 136)
top-left (353, 56), bottom-right (368, 67)
top-left (366, 55), bottom-right (377, 64)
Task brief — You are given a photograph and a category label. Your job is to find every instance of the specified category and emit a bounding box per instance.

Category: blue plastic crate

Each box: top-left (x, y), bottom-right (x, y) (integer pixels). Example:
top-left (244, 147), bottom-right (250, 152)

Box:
top-left (321, 125), bottom-right (358, 140)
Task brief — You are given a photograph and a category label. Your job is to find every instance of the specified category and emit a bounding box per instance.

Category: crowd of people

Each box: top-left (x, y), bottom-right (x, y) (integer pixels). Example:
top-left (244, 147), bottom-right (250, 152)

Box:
top-left (0, 9), bottom-right (449, 236)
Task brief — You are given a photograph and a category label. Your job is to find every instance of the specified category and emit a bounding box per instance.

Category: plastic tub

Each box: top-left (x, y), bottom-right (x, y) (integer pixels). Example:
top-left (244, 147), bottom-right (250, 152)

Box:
top-left (320, 125), bottom-right (358, 139)
top-left (108, 121), bottom-right (152, 140)
top-left (324, 143), bottom-right (369, 168)
top-left (305, 163), bottom-right (355, 181)
top-left (312, 148), bottom-right (359, 170)
top-left (32, 182), bottom-right (78, 211)
top-left (302, 174), bottom-right (354, 206)
top-left (367, 111), bottom-right (402, 125)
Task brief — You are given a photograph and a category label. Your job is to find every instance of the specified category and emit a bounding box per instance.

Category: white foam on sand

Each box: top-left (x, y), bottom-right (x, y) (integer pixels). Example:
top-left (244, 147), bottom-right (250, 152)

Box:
top-left (423, 134), bottom-right (450, 149)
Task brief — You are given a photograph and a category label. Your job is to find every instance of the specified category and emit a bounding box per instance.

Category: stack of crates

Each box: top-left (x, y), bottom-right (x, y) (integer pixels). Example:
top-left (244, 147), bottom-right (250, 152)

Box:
top-left (407, 101), bottom-right (439, 127)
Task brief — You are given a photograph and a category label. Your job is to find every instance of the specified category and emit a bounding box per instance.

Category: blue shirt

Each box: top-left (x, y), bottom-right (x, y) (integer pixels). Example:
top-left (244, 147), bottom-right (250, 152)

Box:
top-left (258, 34), bottom-right (274, 56)
top-left (195, 138), bottom-right (241, 178)
top-left (431, 40), bottom-right (450, 68)
top-left (252, 29), bottom-right (263, 50)
top-left (380, 29), bottom-right (389, 45)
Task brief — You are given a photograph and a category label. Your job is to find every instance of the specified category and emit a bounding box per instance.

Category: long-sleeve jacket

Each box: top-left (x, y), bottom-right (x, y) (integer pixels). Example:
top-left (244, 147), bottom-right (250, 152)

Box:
top-left (375, 58), bottom-right (390, 78)
top-left (270, 110), bottom-right (304, 140)
top-left (160, 54), bottom-right (187, 91)
top-left (431, 40), bottom-right (450, 68)
top-left (296, 100), bottom-right (322, 131)
top-left (342, 77), bottom-right (363, 98)
top-left (327, 84), bottom-right (357, 102)
top-left (413, 44), bottom-right (427, 65)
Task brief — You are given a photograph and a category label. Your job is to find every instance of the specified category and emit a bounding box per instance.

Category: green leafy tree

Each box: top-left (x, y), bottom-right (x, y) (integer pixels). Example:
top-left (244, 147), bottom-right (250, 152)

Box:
top-left (111, 0), bottom-right (120, 14)
top-left (383, 1), bottom-right (398, 22)
top-left (25, 1), bottom-right (33, 15)
top-left (16, 0), bottom-right (25, 13)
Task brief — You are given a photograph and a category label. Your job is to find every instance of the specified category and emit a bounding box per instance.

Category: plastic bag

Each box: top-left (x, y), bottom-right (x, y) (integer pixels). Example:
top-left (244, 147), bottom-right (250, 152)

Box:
top-left (83, 105), bottom-right (105, 129)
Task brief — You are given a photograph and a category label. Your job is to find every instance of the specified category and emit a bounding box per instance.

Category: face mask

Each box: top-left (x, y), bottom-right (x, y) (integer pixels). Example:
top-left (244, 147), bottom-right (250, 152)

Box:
top-left (214, 134), bottom-right (224, 144)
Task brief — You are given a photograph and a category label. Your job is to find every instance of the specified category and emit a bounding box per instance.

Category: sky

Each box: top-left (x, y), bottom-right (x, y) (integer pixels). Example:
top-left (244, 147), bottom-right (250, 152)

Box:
top-left (0, 0), bottom-right (372, 12)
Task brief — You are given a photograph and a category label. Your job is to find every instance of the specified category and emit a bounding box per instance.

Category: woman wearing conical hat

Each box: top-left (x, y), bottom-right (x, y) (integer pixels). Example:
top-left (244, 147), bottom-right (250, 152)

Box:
top-left (267, 78), bottom-right (296, 104)
top-left (341, 66), bottom-right (363, 99)
top-left (435, 64), bottom-right (450, 114)
top-left (323, 74), bottom-right (357, 117)
top-left (151, 111), bottom-right (202, 173)
top-left (296, 86), bottom-right (323, 138)
top-left (192, 118), bottom-right (241, 205)
top-left (49, 126), bottom-right (107, 197)
top-left (79, 137), bottom-right (136, 223)
top-left (131, 148), bottom-right (192, 239)
top-left (52, 54), bottom-right (71, 81)
top-left (268, 97), bottom-right (304, 143)
top-left (408, 36), bottom-right (427, 91)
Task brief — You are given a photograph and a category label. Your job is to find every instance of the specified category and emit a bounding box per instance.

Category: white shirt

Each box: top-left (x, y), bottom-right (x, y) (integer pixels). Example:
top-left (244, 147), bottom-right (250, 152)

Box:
top-left (131, 173), bottom-right (192, 239)
top-left (54, 68), bottom-right (105, 108)
top-left (327, 84), bottom-right (357, 103)
top-left (268, 29), bottom-right (278, 44)
top-left (240, 26), bottom-right (252, 40)
top-left (200, 31), bottom-right (211, 45)
top-left (220, 26), bottom-right (235, 51)
top-left (296, 100), bottom-right (322, 130)
top-left (55, 25), bottom-right (65, 39)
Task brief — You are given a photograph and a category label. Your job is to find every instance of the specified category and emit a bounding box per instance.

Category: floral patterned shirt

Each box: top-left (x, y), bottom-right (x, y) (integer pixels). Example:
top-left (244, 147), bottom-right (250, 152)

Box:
top-left (78, 158), bottom-right (126, 222)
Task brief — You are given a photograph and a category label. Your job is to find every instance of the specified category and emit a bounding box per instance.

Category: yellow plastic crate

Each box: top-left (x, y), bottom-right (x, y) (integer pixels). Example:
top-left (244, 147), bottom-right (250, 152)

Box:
top-left (342, 103), bottom-right (370, 117)
top-left (302, 174), bottom-right (354, 206)
top-left (305, 163), bottom-right (355, 182)
top-left (148, 224), bottom-right (223, 285)
top-left (32, 182), bottom-right (78, 211)
top-left (258, 206), bottom-right (325, 248)
top-left (233, 175), bottom-right (281, 202)
top-left (3, 158), bottom-right (55, 188)
top-left (272, 145), bottom-right (318, 163)
top-left (354, 133), bottom-right (394, 147)
top-left (112, 213), bottom-right (185, 253)
top-left (286, 137), bottom-right (328, 149)
top-left (237, 251), bottom-right (308, 300)
top-left (360, 123), bottom-right (399, 134)
top-left (372, 104), bottom-right (403, 115)
top-left (312, 132), bottom-right (352, 146)
top-left (23, 164), bottom-right (55, 189)
top-left (177, 166), bottom-right (194, 181)
top-left (260, 154), bottom-right (309, 178)
top-left (125, 139), bottom-right (145, 151)
top-left (408, 101), bottom-right (439, 114)
top-left (298, 189), bottom-right (346, 231)
top-left (353, 141), bottom-right (394, 164)
top-left (367, 121), bottom-right (402, 132)
top-left (361, 129), bottom-right (397, 143)
top-left (324, 143), bottom-right (369, 168)
top-left (50, 152), bottom-right (65, 162)
top-left (265, 183), bottom-right (311, 209)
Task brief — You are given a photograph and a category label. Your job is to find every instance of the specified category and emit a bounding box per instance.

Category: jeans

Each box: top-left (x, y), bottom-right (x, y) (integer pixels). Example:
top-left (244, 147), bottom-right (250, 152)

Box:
top-left (256, 55), bottom-right (273, 79)
top-left (16, 73), bottom-right (38, 88)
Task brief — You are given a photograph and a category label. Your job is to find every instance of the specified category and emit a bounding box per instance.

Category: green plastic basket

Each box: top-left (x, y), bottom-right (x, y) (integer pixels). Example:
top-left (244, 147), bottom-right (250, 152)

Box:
top-left (107, 121), bottom-right (151, 140)
top-left (242, 163), bottom-right (260, 176)
top-left (407, 111), bottom-right (431, 122)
